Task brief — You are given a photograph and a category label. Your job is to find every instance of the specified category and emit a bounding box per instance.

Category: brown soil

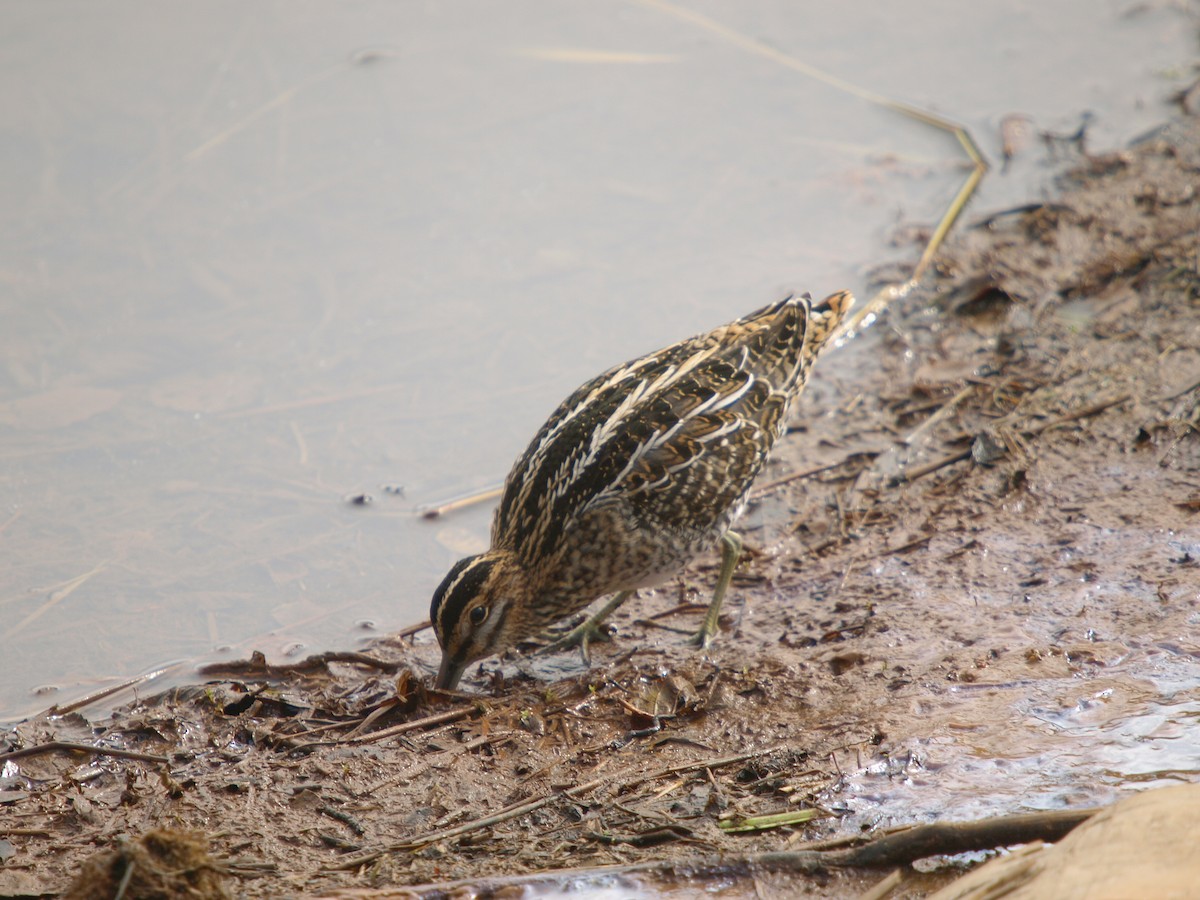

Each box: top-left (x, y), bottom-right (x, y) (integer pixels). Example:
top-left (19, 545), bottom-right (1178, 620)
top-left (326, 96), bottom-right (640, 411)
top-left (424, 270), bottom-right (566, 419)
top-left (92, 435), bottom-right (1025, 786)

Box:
top-left (2, 118), bottom-right (1198, 899)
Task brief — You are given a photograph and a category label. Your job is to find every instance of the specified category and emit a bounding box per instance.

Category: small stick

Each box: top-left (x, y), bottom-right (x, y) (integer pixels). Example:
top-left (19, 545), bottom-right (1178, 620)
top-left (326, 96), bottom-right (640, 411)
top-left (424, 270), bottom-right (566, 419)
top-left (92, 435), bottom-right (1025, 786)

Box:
top-left (1159, 377), bottom-right (1200, 403)
top-left (903, 385), bottom-right (976, 447)
top-left (0, 510), bottom-right (21, 536)
top-left (339, 705), bottom-right (478, 745)
top-left (895, 393), bottom-right (1132, 485)
top-left (637, 600), bottom-right (707, 621)
top-left (284, 706), bottom-right (477, 753)
top-left (829, 751), bottom-right (844, 779)
top-left (888, 534), bottom-right (933, 555)
top-left (114, 858), bottom-right (136, 900)
top-left (198, 650), bottom-right (399, 677)
top-left (749, 460), bottom-right (853, 499)
top-left (273, 719), bottom-right (359, 743)
top-left (40, 664), bottom-right (182, 718)
top-left (0, 741), bottom-right (170, 765)
top-left (331, 775), bottom-right (608, 869)
top-left (647, 777), bottom-right (686, 801)
top-left (2, 561), bottom-right (108, 644)
top-left (818, 807), bottom-right (1094, 868)
top-left (1022, 393), bottom-right (1131, 435)
top-left (632, 746), bottom-right (784, 785)
top-left (858, 868), bottom-right (905, 900)
top-left (316, 651), bottom-right (401, 671)
top-left (418, 486), bottom-right (504, 520)
top-left (391, 806), bottom-right (1096, 896)
top-left (894, 448), bottom-right (972, 485)
top-left (362, 732), bottom-right (514, 795)
top-left (787, 824), bottom-right (903, 852)
top-left (396, 619), bottom-right (431, 639)
top-left (319, 805), bottom-right (366, 836)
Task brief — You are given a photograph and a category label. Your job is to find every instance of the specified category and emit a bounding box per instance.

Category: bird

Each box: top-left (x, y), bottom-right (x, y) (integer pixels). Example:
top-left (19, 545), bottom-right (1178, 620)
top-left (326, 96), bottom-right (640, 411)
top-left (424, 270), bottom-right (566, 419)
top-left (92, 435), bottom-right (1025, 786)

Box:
top-left (430, 290), bottom-right (854, 690)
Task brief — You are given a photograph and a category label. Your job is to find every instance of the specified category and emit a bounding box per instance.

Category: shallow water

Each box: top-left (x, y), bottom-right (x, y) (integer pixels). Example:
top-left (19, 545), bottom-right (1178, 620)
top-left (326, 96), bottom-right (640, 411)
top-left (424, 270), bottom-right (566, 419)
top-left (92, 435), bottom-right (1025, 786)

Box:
top-left (1, 0), bottom-right (1195, 722)
top-left (832, 505), bottom-right (1200, 826)
top-left (836, 675), bottom-right (1200, 826)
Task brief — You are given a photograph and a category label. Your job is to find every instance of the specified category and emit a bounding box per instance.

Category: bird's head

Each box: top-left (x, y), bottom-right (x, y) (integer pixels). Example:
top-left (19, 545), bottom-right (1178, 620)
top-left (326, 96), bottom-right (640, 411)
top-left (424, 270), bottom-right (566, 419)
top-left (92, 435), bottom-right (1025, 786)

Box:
top-left (429, 550), bottom-right (528, 689)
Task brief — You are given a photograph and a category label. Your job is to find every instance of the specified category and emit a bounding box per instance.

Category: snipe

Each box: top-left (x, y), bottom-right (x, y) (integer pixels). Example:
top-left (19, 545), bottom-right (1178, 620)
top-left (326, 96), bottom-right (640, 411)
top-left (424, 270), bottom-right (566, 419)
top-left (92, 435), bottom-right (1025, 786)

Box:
top-left (431, 290), bottom-right (853, 689)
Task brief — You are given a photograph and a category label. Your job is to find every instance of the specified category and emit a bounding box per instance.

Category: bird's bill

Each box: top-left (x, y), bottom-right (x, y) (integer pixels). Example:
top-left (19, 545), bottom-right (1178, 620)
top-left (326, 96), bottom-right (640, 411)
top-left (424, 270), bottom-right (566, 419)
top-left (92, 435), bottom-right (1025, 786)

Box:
top-left (435, 654), bottom-right (465, 691)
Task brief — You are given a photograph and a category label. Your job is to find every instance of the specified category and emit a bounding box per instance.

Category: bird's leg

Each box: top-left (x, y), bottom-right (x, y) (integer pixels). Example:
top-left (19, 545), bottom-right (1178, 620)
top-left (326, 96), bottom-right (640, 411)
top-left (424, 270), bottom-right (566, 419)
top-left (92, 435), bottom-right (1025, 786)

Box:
top-left (536, 590), bottom-right (633, 664)
top-left (689, 530), bottom-right (742, 649)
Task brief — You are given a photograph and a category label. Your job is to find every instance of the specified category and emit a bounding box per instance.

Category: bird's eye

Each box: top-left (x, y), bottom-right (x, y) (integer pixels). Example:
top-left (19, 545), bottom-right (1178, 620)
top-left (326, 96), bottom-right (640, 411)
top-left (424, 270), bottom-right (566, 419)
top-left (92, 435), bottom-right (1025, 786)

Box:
top-left (469, 605), bottom-right (489, 626)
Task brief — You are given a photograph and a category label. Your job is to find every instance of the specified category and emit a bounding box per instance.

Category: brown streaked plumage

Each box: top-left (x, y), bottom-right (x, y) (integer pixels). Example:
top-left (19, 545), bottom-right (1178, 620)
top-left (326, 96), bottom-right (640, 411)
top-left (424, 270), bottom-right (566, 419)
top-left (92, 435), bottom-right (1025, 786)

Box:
top-left (431, 290), bottom-right (854, 690)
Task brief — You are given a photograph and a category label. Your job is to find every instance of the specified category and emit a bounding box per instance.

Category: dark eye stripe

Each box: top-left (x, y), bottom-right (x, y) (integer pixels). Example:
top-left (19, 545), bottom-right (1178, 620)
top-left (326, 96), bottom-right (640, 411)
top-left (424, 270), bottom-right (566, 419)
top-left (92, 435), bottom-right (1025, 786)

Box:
top-left (430, 555), bottom-right (495, 638)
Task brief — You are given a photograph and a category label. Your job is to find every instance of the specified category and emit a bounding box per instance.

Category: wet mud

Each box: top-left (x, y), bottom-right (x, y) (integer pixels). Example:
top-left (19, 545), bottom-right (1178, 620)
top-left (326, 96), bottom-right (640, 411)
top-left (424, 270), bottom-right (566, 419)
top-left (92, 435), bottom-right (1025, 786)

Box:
top-left (2, 119), bottom-right (1198, 898)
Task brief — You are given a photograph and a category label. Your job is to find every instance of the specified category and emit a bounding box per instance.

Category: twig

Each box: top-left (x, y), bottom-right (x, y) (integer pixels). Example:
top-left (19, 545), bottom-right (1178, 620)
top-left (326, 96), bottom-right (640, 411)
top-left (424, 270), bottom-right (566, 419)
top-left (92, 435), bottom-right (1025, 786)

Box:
top-left (0, 741), bottom-right (170, 765)
top-left (343, 696), bottom-right (409, 739)
top-left (220, 382), bottom-right (417, 419)
top-left (895, 393), bottom-right (1132, 485)
top-left (893, 448), bottom-right (972, 485)
top-left (339, 706), bottom-right (478, 745)
top-left (396, 618), bottom-right (432, 638)
top-left (40, 665), bottom-right (182, 718)
top-left (627, 746), bottom-right (785, 789)
top-left (330, 775), bottom-right (608, 869)
top-left (319, 805), bottom-right (366, 836)
top-left (858, 869), bottom-right (904, 900)
top-left (283, 705), bottom-right (478, 753)
top-left (903, 385), bottom-right (975, 446)
top-left (787, 825), bottom-right (900, 852)
top-left (587, 825), bottom-right (695, 847)
top-left (1022, 393), bottom-right (1132, 435)
top-left (749, 458), bottom-right (865, 499)
top-left (719, 808), bottom-right (822, 833)
top-left (114, 857), bottom-right (136, 900)
top-left (1159, 377), bottom-right (1200, 403)
top-left (417, 486), bottom-right (504, 520)
top-left (647, 777), bottom-right (687, 802)
top-left (334, 747), bottom-right (787, 868)
top-left (392, 806), bottom-right (1097, 896)
top-left (817, 807), bottom-right (1093, 868)
top-left (198, 649), bottom-right (400, 677)
top-left (315, 651), bottom-right (402, 671)
top-left (272, 719), bottom-right (358, 744)
top-left (183, 59), bottom-right (349, 162)
top-left (2, 561), bottom-right (108, 645)
top-left (887, 534), bottom-right (933, 555)
top-left (362, 732), bottom-right (514, 795)
top-left (0, 510), bottom-right (21, 536)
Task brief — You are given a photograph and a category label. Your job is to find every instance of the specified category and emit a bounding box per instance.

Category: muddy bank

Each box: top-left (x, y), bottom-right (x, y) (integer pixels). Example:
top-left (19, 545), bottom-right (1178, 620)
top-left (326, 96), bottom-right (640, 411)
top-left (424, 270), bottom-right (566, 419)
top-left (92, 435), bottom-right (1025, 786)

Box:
top-left (2, 118), bottom-right (1198, 898)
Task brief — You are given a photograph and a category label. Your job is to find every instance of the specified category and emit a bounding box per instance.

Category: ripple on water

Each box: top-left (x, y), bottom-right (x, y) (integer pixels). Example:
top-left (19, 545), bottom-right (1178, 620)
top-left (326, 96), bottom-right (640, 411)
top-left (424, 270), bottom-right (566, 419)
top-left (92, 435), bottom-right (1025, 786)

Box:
top-left (832, 680), bottom-right (1200, 829)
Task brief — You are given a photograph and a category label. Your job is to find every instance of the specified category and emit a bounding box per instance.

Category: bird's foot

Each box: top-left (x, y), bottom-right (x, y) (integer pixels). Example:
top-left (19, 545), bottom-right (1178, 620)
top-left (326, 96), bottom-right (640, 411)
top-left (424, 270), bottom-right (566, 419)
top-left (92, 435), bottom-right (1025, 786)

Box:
top-left (535, 617), bottom-right (615, 665)
top-left (685, 623), bottom-right (717, 650)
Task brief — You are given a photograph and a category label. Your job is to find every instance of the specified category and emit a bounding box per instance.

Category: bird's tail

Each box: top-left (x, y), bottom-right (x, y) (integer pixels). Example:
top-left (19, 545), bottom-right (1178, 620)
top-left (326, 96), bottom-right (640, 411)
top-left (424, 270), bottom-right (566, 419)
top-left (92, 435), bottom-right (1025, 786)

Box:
top-left (779, 288), bottom-right (853, 393)
top-left (805, 289), bottom-right (854, 352)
